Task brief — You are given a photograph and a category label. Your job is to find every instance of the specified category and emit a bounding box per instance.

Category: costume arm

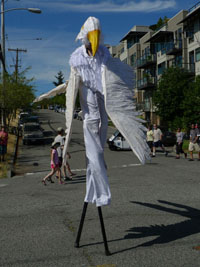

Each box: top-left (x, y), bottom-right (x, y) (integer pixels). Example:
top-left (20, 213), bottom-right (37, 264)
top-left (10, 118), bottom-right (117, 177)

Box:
top-left (62, 67), bottom-right (82, 163)
top-left (103, 57), bottom-right (151, 164)
top-left (33, 83), bottom-right (68, 103)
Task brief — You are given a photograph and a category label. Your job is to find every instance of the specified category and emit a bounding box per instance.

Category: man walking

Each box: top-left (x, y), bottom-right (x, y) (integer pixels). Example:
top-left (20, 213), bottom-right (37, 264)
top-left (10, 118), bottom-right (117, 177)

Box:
top-left (188, 124), bottom-right (200, 161)
top-left (152, 124), bottom-right (168, 157)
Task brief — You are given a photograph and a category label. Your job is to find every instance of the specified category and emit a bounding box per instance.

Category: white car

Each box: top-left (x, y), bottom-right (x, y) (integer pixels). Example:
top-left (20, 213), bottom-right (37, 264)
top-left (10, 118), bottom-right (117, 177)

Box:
top-left (107, 130), bottom-right (131, 151)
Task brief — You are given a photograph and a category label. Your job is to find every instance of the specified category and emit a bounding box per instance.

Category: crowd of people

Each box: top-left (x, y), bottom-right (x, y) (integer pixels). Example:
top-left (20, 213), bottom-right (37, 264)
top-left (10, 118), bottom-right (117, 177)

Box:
top-left (146, 123), bottom-right (200, 161)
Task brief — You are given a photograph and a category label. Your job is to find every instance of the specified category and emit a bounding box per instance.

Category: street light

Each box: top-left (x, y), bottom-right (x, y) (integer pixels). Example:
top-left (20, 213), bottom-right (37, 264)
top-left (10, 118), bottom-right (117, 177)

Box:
top-left (0, 7), bottom-right (42, 14)
top-left (0, 0), bottom-right (42, 125)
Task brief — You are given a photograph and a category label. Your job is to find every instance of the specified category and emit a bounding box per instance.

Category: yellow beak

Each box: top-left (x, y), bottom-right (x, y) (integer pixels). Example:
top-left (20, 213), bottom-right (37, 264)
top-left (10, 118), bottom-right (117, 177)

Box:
top-left (87, 29), bottom-right (100, 56)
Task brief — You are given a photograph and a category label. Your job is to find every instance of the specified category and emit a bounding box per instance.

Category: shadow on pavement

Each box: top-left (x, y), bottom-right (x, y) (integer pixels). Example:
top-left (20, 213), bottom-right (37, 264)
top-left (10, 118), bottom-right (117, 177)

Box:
top-left (78, 200), bottom-right (200, 255)
top-left (124, 200), bottom-right (200, 247)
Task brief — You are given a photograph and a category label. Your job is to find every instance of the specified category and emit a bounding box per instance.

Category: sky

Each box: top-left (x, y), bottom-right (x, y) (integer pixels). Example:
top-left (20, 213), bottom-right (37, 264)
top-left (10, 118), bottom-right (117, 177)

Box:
top-left (2, 0), bottom-right (199, 97)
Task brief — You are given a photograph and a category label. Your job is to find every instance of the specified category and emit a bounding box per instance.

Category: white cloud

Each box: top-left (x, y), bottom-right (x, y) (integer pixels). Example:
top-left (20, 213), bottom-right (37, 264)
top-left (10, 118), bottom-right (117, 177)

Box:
top-left (24, 0), bottom-right (176, 13)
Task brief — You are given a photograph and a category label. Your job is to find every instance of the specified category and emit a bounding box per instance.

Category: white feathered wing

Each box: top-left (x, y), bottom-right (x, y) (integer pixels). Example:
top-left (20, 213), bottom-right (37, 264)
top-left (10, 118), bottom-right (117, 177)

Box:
top-left (103, 57), bottom-right (151, 164)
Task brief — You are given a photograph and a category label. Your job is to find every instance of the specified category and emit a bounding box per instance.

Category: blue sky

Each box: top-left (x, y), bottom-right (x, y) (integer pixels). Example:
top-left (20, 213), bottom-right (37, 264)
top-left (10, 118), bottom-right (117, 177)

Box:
top-left (3, 0), bottom-right (198, 96)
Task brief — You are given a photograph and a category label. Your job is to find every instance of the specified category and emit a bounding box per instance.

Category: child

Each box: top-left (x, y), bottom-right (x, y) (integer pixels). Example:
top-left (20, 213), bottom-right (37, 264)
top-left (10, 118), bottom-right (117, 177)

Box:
top-left (64, 152), bottom-right (76, 181)
top-left (42, 141), bottom-right (63, 185)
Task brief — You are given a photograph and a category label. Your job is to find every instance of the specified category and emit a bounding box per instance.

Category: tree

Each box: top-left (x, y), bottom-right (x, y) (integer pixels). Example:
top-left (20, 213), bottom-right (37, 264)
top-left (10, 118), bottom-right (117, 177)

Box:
top-left (149, 16), bottom-right (169, 31)
top-left (182, 75), bottom-right (200, 128)
top-left (0, 68), bottom-right (35, 126)
top-left (53, 71), bottom-right (65, 86)
top-left (153, 66), bottom-right (192, 130)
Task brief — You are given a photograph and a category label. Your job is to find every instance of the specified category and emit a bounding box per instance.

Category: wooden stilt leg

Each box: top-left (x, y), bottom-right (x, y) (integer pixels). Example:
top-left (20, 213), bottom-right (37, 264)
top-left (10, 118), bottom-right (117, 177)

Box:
top-left (74, 202), bottom-right (88, 248)
top-left (98, 207), bottom-right (111, 256)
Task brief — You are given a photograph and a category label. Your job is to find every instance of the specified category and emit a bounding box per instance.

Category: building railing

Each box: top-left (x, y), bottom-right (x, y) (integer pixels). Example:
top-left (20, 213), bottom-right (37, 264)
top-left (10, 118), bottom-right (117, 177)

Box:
top-left (188, 1), bottom-right (200, 13)
top-left (136, 101), bottom-right (151, 112)
top-left (161, 41), bottom-right (182, 55)
top-left (137, 76), bottom-right (157, 89)
top-left (137, 54), bottom-right (156, 68)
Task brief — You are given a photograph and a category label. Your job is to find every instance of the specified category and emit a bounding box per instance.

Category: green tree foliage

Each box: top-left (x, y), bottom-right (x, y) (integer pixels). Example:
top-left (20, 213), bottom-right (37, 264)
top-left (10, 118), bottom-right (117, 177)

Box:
top-left (182, 75), bottom-right (200, 127)
top-left (149, 16), bottom-right (169, 31)
top-left (53, 71), bottom-right (65, 86)
top-left (153, 66), bottom-right (194, 130)
top-left (0, 69), bottom-right (35, 126)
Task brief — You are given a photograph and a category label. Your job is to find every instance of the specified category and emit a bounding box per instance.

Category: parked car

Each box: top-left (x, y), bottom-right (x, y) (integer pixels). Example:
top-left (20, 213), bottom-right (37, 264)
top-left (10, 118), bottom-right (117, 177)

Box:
top-left (107, 129), bottom-right (176, 151)
top-left (107, 130), bottom-right (131, 151)
top-left (162, 131), bottom-right (176, 147)
top-left (22, 123), bottom-right (44, 145)
top-left (77, 110), bottom-right (83, 121)
top-left (23, 116), bottom-right (39, 124)
top-left (73, 109), bottom-right (81, 119)
top-left (18, 112), bottom-right (31, 128)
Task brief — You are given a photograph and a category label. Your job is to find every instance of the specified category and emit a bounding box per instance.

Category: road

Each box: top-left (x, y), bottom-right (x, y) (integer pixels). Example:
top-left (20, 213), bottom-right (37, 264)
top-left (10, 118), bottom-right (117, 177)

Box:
top-left (0, 109), bottom-right (200, 267)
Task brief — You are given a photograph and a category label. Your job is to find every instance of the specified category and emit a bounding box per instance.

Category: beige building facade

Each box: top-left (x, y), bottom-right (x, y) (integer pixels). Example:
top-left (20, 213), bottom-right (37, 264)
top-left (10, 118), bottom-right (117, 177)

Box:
top-left (109, 2), bottom-right (200, 125)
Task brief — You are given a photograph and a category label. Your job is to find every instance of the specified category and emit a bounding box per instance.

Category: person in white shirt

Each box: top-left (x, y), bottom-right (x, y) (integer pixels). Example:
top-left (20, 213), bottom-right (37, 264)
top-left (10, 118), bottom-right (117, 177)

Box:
top-left (152, 124), bottom-right (168, 157)
top-left (146, 125), bottom-right (153, 156)
top-left (54, 127), bottom-right (75, 181)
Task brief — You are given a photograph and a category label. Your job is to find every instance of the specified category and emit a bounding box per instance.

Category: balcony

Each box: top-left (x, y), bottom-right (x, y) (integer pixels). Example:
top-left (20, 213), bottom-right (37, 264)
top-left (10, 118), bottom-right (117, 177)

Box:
top-left (137, 54), bottom-right (157, 69)
top-left (137, 76), bottom-right (157, 90)
top-left (136, 101), bottom-right (151, 112)
top-left (184, 63), bottom-right (195, 76)
top-left (166, 42), bottom-right (182, 56)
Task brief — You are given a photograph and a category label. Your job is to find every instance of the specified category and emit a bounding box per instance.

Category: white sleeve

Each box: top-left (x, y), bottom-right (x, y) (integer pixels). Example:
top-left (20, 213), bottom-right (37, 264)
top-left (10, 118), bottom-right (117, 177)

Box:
top-left (62, 67), bottom-right (82, 162)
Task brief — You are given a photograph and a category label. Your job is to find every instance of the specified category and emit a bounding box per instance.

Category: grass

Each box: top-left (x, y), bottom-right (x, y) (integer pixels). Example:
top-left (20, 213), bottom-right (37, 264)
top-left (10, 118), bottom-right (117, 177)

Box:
top-left (0, 133), bottom-right (16, 179)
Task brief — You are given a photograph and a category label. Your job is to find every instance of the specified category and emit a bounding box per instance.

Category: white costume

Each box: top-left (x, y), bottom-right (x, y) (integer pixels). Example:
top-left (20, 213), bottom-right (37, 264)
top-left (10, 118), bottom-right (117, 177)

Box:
top-left (34, 17), bottom-right (151, 207)
top-left (62, 17), bottom-right (151, 207)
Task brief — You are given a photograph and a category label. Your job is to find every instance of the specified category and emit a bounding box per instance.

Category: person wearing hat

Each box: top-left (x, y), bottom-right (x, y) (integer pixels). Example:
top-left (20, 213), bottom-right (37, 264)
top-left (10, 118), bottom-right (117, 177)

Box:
top-left (42, 141), bottom-right (63, 185)
top-left (54, 127), bottom-right (75, 181)
top-left (54, 126), bottom-right (65, 169)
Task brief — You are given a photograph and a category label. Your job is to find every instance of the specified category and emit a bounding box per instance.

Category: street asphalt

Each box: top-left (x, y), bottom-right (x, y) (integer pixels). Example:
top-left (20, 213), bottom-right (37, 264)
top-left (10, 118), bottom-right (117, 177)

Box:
top-left (0, 109), bottom-right (200, 267)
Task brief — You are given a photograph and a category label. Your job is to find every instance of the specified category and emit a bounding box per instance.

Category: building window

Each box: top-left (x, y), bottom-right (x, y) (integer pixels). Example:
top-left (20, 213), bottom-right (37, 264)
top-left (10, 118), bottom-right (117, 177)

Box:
top-left (195, 48), bottom-right (200, 62)
top-left (158, 62), bottom-right (165, 75)
top-left (127, 36), bottom-right (140, 49)
top-left (130, 53), bottom-right (136, 66)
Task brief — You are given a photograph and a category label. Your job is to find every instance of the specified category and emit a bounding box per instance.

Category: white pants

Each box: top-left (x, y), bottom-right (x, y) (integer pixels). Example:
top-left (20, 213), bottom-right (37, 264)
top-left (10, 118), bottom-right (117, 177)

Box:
top-left (80, 87), bottom-right (111, 207)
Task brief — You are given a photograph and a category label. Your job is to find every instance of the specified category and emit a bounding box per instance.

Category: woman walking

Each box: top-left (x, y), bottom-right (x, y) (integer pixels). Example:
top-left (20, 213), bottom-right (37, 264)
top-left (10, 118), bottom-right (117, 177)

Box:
top-left (42, 141), bottom-right (63, 185)
top-left (176, 128), bottom-right (187, 159)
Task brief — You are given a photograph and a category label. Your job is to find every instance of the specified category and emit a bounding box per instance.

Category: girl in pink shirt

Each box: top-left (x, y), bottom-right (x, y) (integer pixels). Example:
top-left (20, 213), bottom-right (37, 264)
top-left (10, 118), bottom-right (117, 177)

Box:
top-left (42, 142), bottom-right (63, 185)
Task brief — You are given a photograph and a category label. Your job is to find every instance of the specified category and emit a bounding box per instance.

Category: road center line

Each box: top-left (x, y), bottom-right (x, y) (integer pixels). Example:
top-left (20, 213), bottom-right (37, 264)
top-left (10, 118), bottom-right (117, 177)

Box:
top-left (71, 163), bottom-right (141, 172)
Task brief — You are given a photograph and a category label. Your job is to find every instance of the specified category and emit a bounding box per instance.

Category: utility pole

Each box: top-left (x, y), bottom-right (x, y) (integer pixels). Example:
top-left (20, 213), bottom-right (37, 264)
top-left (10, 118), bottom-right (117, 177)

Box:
top-left (8, 48), bottom-right (27, 82)
top-left (1, 0), bottom-right (5, 126)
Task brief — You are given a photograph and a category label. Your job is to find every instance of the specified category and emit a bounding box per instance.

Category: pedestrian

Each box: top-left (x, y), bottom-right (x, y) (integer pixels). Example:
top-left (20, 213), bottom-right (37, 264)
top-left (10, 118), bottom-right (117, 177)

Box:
top-left (188, 124), bottom-right (200, 161)
top-left (42, 141), bottom-right (63, 185)
top-left (175, 127), bottom-right (187, 159)
top-left (152, 124), bottom-right (168, 157)
top-left (146, 125), bottom-right (153, 156)
top-left (54, 127), bottom-right (65, 175)
top-left (0, 126), bottom-right (8, 162)
top-left (54, 127), bottom-right (75, 181)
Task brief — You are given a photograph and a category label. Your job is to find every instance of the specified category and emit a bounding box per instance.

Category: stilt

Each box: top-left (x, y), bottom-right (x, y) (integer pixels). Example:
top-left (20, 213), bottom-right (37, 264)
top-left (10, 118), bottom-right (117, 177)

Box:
top-left (98, 206), bottom-right (111, 256)
top-left (74, 202), bottom-right (111, 256)
top-left (74, 202), bottom-right (88, 248)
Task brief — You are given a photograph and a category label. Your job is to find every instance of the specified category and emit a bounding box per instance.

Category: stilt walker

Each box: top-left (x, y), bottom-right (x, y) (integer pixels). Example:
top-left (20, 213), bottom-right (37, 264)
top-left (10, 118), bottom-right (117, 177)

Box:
top-left (61, 17), bottom-right (151, 255)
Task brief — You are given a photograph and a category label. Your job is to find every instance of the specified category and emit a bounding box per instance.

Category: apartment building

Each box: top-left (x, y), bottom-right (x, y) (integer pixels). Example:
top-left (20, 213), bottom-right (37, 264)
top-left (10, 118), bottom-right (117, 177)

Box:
top-left (109, 1), bottom-right (200, 125)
